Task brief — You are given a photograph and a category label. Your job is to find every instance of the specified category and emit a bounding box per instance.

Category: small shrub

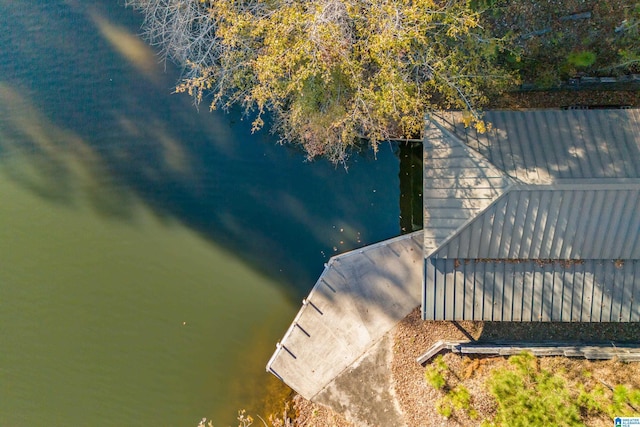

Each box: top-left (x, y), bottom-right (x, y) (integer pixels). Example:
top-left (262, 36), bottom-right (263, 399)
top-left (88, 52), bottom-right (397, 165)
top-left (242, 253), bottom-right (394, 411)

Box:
top-left (486, 352), bottom-right (583, 427)
top-left (577, 384), bottom-right (604, 415)
top-left (425, 355), bottom-right (449, 390)
top-left (607, 385), bottom-right (640, 417)
top-left (567, 51), bottom-right (597, 68)
top-left (436, 385), bottom-right (476, 419)
top-left (534, 68), bottom-right (561, 89)
top-left (436, 399), bottom-right (453, 418)
top-left (448, 385), bottom-right (472, 411)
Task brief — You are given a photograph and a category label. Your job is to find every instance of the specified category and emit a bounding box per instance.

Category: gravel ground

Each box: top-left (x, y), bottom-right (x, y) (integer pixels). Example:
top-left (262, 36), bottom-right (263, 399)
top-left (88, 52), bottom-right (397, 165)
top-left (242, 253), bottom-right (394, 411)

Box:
top-left (391, 309), bottom-right (640, 427)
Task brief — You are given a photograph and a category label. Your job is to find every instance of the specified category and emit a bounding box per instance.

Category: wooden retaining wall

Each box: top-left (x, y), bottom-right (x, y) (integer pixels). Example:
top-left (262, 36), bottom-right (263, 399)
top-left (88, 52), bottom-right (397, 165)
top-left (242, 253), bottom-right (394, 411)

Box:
top-left (418, 340), bottom-right (640, 365)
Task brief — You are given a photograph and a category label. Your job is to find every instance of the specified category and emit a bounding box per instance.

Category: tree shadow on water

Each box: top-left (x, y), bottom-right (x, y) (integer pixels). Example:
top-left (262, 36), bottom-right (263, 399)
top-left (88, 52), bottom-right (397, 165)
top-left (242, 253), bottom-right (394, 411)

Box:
top-left (0, 0), bottom-right (403, 300)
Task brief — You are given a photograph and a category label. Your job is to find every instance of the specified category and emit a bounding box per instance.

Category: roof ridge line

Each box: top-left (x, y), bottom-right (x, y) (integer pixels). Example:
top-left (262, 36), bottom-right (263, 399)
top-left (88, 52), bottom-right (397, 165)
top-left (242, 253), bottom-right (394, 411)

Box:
top-left (427, 113), bottom-right (518, 186)
top-left (422, 115), bottom-right (518, 256)
top-left (424, 185), bottom-right (516, 259)
top-left (513, 179), bottom-right (640, 191)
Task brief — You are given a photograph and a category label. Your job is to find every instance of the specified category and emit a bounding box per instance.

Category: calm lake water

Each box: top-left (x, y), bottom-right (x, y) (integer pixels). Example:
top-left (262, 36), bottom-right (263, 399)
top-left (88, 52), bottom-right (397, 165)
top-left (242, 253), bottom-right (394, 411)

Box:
top-left (0, 2), bottom-right (414, 426)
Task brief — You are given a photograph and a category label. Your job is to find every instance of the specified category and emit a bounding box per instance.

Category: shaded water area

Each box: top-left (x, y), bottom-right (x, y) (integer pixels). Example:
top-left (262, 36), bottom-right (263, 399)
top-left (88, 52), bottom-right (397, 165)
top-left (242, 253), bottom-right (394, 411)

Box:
top-left (0, 2), bottom-right (421, 426)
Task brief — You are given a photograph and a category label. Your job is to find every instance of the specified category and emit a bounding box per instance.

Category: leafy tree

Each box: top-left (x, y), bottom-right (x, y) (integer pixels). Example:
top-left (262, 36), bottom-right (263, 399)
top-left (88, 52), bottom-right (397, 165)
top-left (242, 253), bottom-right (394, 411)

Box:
top-left (128, 0), bottom-right (517, 163)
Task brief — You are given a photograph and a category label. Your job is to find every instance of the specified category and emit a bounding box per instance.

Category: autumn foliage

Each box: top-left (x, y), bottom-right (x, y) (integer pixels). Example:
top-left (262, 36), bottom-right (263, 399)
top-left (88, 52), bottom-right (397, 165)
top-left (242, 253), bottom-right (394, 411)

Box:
top-left (128, 0), bottom-right (518, 163)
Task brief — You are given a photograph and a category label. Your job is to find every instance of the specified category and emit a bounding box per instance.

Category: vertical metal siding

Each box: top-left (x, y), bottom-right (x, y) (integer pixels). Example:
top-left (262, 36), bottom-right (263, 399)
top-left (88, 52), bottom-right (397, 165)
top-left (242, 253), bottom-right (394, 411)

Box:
top-left (618, 262), bottom-right (632, 322)
top-left (471, 261), bottom-right (482, 321)
top-left (444, 259), bottom-right (456, 320)
top-left (591, 262), bottom-right (605, 322)
top-left (424, 259), bottom-right (436, 320)
top-left (512, 266), bottom-right (523, 320)
top-left (539, 264), bottom-right (551, 321)
top-left (571, 264), bottom-right (586, 322)
top-left (434, 259), bottom-right (446, 320)
top-left (463, 261), bottom-right (475, 319)
top-left (549, 266), bottom-right (562, 321)
top-left (483, 262), bottom-right (495, 321)
top-left (491, 262), bottom-right (503, 321)
top-left (521, 267), bottom-right (535, 321)
top-left (454, 266), bottom-right (466, 320)
top-left (581, 264), bottom-right (594, 321)
top-left (631, 260), bottom-right (640, 321)
top-left (560, 267), bottom-right (572, 322)
top-left (499, 263), bottom-right (516, 322)
top-left (424, 259), bottom-right (640, 322)
top-left (601, 261), bottom-right (615, 322)
top-left (608, 263), bottom-right (623, 321)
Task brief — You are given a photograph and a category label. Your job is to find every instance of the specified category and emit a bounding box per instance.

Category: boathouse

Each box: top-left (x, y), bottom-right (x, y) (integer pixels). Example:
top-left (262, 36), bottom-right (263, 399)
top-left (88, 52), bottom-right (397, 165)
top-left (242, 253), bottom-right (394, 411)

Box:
top-left (422, 109), bottom-right (640, 322)
top-left (267, 108), bottom-right (640, 401)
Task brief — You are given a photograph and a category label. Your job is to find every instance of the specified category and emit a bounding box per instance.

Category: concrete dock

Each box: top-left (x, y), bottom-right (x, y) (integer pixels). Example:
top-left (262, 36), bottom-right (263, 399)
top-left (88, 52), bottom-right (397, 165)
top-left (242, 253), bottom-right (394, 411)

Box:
top-left (266, 231), bottom-right (423, 401)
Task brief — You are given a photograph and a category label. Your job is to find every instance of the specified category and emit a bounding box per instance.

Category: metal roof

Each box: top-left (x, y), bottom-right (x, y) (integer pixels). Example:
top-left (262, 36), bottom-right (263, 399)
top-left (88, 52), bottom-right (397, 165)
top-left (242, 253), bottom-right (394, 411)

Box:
top-left (423, 258), bottom-right (640, 322)
top-left (435, 186), bottom-right (640, 260)
top-left (423, 109), bottom-right (640, 321)
top-left (422, 117), bottom-right (513, 255)
top-left (442, 109), bottom-right (640, 183)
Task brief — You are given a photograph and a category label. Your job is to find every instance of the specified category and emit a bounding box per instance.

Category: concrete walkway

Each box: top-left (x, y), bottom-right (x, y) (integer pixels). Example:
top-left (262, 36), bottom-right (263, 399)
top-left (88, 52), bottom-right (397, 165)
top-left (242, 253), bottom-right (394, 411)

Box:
top-left (266, 231), bottom-right (423, 424)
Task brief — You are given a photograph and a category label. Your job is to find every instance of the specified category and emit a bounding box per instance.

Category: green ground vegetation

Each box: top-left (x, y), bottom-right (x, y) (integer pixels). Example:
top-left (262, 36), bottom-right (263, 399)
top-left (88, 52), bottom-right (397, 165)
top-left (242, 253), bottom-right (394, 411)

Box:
top-left (480, 0), bottom-right (640, 87)
top-left (424, 352), bottom-right (640, 426)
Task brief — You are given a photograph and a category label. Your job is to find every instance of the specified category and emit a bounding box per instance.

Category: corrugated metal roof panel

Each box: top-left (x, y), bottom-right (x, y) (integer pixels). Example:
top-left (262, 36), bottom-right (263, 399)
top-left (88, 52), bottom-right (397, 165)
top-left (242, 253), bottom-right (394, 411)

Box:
top-left (423, 117), bottom-right (514, 254)
top-left (423, 259), bottom-right (640, 321)
top-left (437, 189), bottom-right (640, 260)
top-left (441, 109), bottom-right (640, 183)
top-left (423, 109), bottom-right (640, 322)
